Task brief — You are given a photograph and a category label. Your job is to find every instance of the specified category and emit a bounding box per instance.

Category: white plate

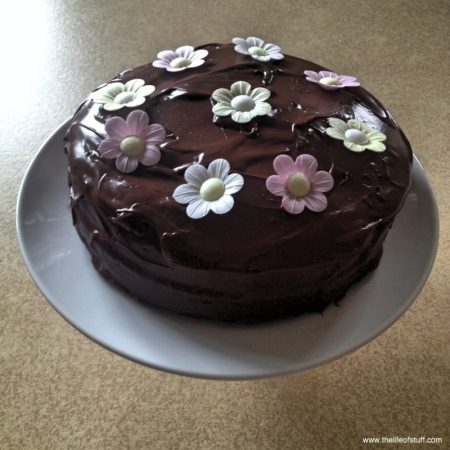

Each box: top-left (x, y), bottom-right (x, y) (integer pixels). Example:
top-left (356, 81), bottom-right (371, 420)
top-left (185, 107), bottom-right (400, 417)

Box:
top-left (16, 119), bottom-right (439, 380)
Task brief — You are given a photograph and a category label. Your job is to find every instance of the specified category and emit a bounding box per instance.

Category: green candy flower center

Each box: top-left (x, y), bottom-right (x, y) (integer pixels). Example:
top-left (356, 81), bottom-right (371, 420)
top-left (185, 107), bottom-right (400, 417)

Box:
top-left (249, 46), bottom-right (268, 57)
top-left (119, 136), bottom-right (145, 157)
top-left (230, 95), bottom-right (255, 112)
top-left (319, 77), bottom-right (341, 86)
top-left (344, 129), bottom-right (369, 145)
top-left (114, 91), bottom-right (137, 104)
top-left (200, 178), bottom-right (225, 201)
top-left (287, 172), bottom-right (310, 197)
top-left (170, 57), bottom-right (192, 68)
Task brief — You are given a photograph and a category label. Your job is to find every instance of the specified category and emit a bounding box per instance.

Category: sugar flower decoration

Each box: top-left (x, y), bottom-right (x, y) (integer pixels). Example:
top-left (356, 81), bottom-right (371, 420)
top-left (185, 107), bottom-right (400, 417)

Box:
top-left (211, 81), bottom-right (271, 124)
top-left (266, 154), bottom-right (334, 214)
top-left (232, 37), bottom-right (284, 61)
top-left (93, 79), bottom-right (155, 111)
top-left (326, 118), bottom-right (386, 152)
top-left (173, 159), bottom-right (244, 219)
top-left (152, 45), bottom-right (208, 72)
top-left (304, 70), bottom-right (360, 90)
top-left (98, 110), bottom-right (166, 174)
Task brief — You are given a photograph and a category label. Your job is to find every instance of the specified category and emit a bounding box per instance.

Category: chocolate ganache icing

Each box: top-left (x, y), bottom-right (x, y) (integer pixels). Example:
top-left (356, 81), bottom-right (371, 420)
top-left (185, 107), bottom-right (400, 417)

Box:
top-left (65, 42), bottom-right (412, 322)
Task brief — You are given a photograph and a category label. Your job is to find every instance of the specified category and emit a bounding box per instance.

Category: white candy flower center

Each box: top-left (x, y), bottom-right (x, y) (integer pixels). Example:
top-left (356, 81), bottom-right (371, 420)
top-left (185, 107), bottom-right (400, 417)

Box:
top-left (170, 57), bottom-right (192, 68)
top-left (248, 46), bottom-right (268, 57)
top-left (200, 177), bottom-right (225, 201)
top-left (231, 95), bottom-right (255, 112)
top-left (114, 91), bottom-right (137, 104)
top-left (344, 129), bottom-right (369, 145)
top-left (319, 77), bottom-right (341, 86)
top-left (287, 172), bottom-right (310, 197)
top-left (119, 136), bottom-right (145, 157)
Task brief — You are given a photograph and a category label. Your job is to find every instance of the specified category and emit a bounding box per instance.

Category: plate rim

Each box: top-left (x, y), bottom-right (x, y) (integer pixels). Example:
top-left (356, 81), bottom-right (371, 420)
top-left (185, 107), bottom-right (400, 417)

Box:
top-left (16, 119), bottom-right (440, 380)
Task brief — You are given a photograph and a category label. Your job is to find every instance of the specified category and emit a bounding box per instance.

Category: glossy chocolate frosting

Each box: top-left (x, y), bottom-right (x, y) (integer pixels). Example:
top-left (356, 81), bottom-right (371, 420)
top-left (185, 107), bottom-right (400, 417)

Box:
top-left (65, 43), bottom-right (412, 321)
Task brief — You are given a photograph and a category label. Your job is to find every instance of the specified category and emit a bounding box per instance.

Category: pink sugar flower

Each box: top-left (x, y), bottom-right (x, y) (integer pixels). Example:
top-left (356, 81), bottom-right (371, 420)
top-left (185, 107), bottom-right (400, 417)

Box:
top-left (98, 110), bottom-right (166, 174)
top-left (266, 154), bottom-right (334, 214)
top-left (304, 70), bottom-right (360, 90)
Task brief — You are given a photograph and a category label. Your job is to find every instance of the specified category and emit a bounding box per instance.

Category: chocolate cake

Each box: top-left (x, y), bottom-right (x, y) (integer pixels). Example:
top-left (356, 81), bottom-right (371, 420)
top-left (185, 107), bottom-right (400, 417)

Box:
top-left (65, 38), bottom-right (412, 322)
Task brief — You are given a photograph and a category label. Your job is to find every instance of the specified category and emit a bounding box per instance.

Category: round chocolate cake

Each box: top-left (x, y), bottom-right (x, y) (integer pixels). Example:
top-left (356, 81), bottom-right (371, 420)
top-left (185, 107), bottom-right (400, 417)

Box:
top-left (65, 38), bottom-right (412, 322)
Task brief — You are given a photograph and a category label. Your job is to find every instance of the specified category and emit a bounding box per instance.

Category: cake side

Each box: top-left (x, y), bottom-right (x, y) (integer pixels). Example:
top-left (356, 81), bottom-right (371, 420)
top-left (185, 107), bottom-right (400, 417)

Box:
top-left (65, 42), bottom-right (412, 321)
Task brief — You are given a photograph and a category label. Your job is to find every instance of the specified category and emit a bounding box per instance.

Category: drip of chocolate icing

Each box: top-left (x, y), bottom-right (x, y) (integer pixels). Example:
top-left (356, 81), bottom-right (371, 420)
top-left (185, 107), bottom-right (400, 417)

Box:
top-left (65, 43), bottom-right (412, 321)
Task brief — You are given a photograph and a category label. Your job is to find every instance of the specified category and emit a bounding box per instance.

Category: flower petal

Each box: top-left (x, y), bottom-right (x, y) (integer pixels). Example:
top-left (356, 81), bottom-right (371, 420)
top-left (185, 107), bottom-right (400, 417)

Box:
top-left (282, 196), bottom-right (305, 214)
top-left (253, 54), bottom-right (271, 62)
top-left (138, 146), bottom-right (161, 166)
top-left (295, 154), bottom-right (318, 178)
top-left (192, 49), bottom-right (208, 60)
top-left (211, 88), bottom-right (233, 103)
top-left (231, 110), bottom-right (253, 123)
top-left (304, 70), bottom-right (320, 81)
top-left (253, 102), bottom-right (272, 116)
top-left (224, 173), bottom-right (244, 194)
top-left (186, 198), bottom-right (210, 219)
top-left (207, 159), bottom-right (230, 179)
top-left (123, 96), bottom-right (146, 108)
top-left (230, 81), bottom-right (252, 96)
top-left (145, 124), bottom-right (166, 143)
top-left (125, 79), bottom-right (145, 92)
top-left (268, 52), bottom-right (284, 60)
top-left (366, 130), bottom-right (386, 141)
top-left (328, 118), bottom-right (349, 132)
top-left (173, 184), bottom-right (200, 204)
top-left (103, 102), bottom-right (125, 111)
top-left (266, 175), bottom-right (286, 196)
top-left (348, 119), bottom-right (364, 131)
top-left (94, 82), bottom-right (124, 103)
top-left (115, 154), bottom-right (139, 173)
top-left (126, 110), bottom-right (149, 135)
top-left (212, 104), bottom-right (234, 116)
top-left (152, 60), bottom-right (170, 68)
top-left (232, 37), bottom-right (249, 49)
top-left (304, 192), bottom-right (328, 212)
top-left (188, 59), bottom-right (205, 68)
top-left (209, 195), bottom-right (234, 215)
top-left (311, 171), bottom-right (334, 192)
top-left (273, 154), bottom-right (296, 177)
top-left (250, 87), bottom-right (271, 102)
top-left (344, 141), bottom-right (365, 152)
top-left (325, 127), bottom-right (345, 140)
top-left (246, 36), bottom-right (264, 48)
top-left (105, 116), bottom-right (129, 140)
top-left (176, 45), bottom-right (194, 58)
top-left (364, 141), bottom-right (386, 152)
top-left (166, 66), bottom-right (188, 72)
top-left (157, 50), bottom-right (176, 61)
top-left (234, 45), bottom-right (250, 55)
top-left (184, 164), bottom-right (209, 187)
top-left (136, 85), bottom-right (155, 97)
top-left (98, 138), bottom-right (120, 158)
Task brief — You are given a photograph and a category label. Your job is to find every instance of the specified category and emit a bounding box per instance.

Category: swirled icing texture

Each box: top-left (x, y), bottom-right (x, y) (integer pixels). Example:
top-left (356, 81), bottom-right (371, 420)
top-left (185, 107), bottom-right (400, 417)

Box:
top-left (65, 43), bottom-right (412, 322)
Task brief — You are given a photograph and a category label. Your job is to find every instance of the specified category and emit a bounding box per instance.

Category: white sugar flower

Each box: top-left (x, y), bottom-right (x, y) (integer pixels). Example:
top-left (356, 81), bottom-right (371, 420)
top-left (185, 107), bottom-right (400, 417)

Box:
top-left (211, 81), bottom-right (271, 124)
top-left (93, 79), bottom-right (155, 111)
top-left (173, 159), bottom-right (244, 219)
top-left (232, 36), bottom-right (284, 62)
top-left (326, 118), bottom-right (387, 152)
top-left (152, 45), bottom-right (208, 72)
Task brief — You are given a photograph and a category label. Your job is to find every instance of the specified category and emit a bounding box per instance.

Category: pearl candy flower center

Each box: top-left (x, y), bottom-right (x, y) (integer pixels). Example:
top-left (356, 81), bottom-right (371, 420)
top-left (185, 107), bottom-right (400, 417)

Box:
top-left (248, 46), bottom-right (268, 57)
top-left (344, 129), bottom-right (369, 145)
top-left (119, 136), bottom-right (145, 157)
top-left (287, 172), bottom-right (311, 197)
top-left (230, 95), bottom-right (255, 112)
top-left (170, 57), bottom-right (192, 68)
top-left (200, 178), bottom-right (225, 201)
top-left (114, 91), bottom-right (137, 104)
top-left (319, 77), bottom-right (341, 87)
